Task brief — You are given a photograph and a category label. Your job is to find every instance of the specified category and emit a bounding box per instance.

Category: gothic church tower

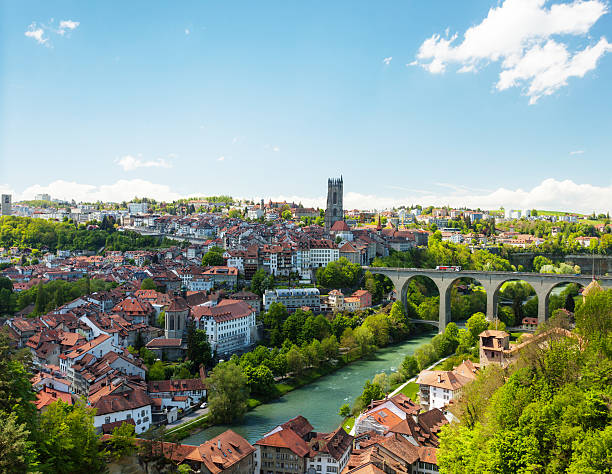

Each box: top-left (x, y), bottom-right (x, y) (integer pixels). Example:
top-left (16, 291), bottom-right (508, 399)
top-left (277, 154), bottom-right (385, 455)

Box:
top-left (325, 176), bottom-right (343, 231)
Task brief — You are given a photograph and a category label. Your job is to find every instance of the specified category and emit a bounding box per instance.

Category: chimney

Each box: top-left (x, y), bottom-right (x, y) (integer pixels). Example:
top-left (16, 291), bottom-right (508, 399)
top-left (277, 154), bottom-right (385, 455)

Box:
top-left (437, 374), bottom-right (441, 383)
top-left (217, 440), bottom-right (221, 450)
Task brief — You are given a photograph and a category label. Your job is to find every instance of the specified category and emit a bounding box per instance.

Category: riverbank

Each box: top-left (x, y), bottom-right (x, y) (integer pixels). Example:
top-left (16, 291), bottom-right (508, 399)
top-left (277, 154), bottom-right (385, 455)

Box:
top-left (170, 333), bottom-right (434, 441)
top-left (182, 333), bottom-right (436, 445)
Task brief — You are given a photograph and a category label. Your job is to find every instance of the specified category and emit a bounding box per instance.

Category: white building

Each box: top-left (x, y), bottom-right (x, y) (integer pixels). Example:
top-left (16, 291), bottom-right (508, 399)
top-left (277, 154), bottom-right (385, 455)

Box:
top-left (92, 388), bottom-right (152, 434)
top-left (128, 202), bottom-right (149, 215)
top-left (191, 299), bottom-right (257, 356)
top-left (263, 288), bottom-right (321, 312)
top-left (415, 360), bottom-right (478, 411)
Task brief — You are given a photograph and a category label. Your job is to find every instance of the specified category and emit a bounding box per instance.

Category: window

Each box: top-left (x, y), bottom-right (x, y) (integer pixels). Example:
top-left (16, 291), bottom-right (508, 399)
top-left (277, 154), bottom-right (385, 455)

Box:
top-left (105, 416), bottom-right (110, 423)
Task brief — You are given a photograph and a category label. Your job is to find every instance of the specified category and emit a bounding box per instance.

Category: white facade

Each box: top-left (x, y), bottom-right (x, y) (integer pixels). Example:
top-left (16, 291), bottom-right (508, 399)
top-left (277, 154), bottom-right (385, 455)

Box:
top-left (263, 288), bottom-right (321, 312)
top-left (195, 304), bottom-right (257, 355)
top-left (306, 448), bottom-right (351, 474)
top-left (187, 276), bottom-right (213, 292)
top-left (128, 202), bottom-right (149, 214)
top-left (94, 404), bottom-right (152, 434)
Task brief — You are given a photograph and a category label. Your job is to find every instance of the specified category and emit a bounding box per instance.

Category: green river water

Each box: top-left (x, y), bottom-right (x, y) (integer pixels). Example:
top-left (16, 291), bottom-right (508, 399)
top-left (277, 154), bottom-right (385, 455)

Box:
top-left (183, 331), bottom-right (435, 445)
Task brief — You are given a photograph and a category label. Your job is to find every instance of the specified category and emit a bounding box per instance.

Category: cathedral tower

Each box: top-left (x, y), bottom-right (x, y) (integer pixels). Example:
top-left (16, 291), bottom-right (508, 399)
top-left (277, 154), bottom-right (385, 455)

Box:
top-left (325, 176), bottom-right (343, 231)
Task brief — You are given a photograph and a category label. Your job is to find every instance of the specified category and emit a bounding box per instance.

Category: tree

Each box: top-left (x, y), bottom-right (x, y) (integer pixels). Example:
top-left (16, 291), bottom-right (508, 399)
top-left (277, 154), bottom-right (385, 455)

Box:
top-left (400, 355), bottom-right (419, 380)
top-left (338, 403), bottom-right (351, 418)
top-left (140, 278), bottom-right (158, 290)
top-left (286, 345), bottom-right (306, 375)
top-left (244, 365), bottom-right (275, 397)
top-left (316, 257), bottom-right (363, 289)
top-left (353, 326), bottom-right (375, 356)
top-left (321, 335), bottom-right (339, 360)
top-left (37, 400), bottom-right (105, 474)
top-left (281, 209), bottom-right (292, 220)
top-left (466, 312), bottom-right (489, 341)
top-left (207, 362), bottom-right (249, 424)
top-left (250, 269), bottom-right (268, 296)
top-left (157, 310), bottom-right (165, 328)
top-left (107, 422), bottom-right (137, 460)
top-left (414, 343), bottom-right (437, 370)
top-left (148, 361), bottom-right (165, 380)
top-left (372, 372), bottom-right (390, 394)
top-left (186, 320), bottom-right (212, 370)
top-left (201, 247), bottom-right (225, 267)
top-left (0, 411), bottom-right (37, 474)
top-left (356, 381), bottom-right (384, 410)
top-left (364, 313), bottom-right (391, 347)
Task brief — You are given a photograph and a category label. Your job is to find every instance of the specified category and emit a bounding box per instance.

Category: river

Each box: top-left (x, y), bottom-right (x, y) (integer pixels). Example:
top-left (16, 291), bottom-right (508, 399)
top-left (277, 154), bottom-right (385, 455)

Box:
top-left (182, 331), bottom-right (435, 445)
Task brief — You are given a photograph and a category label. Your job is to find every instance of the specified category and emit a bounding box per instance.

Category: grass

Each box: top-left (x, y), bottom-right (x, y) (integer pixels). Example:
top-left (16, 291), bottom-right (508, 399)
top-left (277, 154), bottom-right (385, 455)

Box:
top-left (343, 416), bottom-right (356, 433)
top-left (399, 382), bottom-right (419, 401)
top-left (166, 413), bottom-right (212, 440)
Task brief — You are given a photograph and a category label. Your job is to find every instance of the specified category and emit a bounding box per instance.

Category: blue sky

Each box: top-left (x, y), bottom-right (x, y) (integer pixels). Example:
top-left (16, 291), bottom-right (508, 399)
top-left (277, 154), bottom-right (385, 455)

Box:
top-left (1, 0), bottom-right (612, 212)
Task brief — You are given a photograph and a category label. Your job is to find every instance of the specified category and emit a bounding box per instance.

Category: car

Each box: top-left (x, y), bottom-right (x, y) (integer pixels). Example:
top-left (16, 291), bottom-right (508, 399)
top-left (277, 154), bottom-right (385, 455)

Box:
top-left (200, 402), bottom-right (208, 409)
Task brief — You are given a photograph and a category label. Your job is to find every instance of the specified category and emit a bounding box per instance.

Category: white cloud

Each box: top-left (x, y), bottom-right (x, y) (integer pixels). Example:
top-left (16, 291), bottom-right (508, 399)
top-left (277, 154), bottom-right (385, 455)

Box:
top-left (383, 56), bottom-right (393, 65)
top-left (58, 20), bottom-right (79, 35)
top-left (272, 146), bottom-right (280, 152)
top-left (25, 19), bottom-right (80, 46)
top-left (217, 156), bottom-right (225, 161)
top-left (7, 177), bottom-right (612, 213)
top-left (185, 28), bottom-right (190, 35)
top-left (115, 154), bottom-right (173, 171)
top-left (570, 150), bottom-right (585, 155)
top-left (414, 0), bottom-right (611, 103)
top-left (25, 23), bottom-right (48, 45)
top-left (18, 180), bottom-right (184, 203)
top-left (265, 178), bottom-right (612, 214)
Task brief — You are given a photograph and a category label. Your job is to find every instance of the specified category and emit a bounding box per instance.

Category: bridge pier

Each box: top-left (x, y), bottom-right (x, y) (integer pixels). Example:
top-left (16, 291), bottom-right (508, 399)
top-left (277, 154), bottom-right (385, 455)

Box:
top-left (438, 283), bottom-right (451, 333)
top-left (484, 283), bottom-right (499, 321)
top-left (537, 289), bottom-right (550, 325)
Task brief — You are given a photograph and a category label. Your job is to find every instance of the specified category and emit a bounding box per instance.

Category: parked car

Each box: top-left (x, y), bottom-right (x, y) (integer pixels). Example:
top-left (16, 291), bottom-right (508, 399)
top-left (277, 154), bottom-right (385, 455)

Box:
top-left (200, 402), bottom-right (208, 409)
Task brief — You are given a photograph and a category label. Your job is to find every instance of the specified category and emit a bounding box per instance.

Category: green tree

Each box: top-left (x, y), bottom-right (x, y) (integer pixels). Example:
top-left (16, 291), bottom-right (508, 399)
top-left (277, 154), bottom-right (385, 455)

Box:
top-left (186, 320), bottom-right (212, 370)
top-left (250, 269), bottom-right (268, 296)
top-left (244, 365), bottom-right (275, 397)
top-left (286, 345), bottom-right (306, 375)
top-left (372, 372), bottom-right (390, 394)
top-left (107, 422), bottom-right (137, 460)
top-left (37, 400), bottom-right (105, 474)
top-left (400, 355), bottom-right (419, 380)
top-left (201, 247), bottom-right (225, 267)
top-left (466, 312), bottom-right (489, 341)
top-left (338, 403), bottom-right (351, 418)
top-left (207, 362), bottom-right (249, 424)
top-left (148, 361), bottom-right (165, 380)
top-left (0, 411), bottom-right (37, 474)
top-left (140, 278), bottom-right (158, 290)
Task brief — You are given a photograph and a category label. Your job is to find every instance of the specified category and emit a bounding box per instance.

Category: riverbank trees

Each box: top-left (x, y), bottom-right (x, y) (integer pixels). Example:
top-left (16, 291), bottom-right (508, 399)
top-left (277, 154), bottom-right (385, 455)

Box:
top-left (436, 290), bottom-right (612, 473)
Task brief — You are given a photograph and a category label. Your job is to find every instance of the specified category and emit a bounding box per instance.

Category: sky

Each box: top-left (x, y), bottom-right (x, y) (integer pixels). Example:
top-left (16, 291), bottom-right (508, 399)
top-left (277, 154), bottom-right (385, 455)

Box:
top-left (1, 0), bottom-right (612, 213)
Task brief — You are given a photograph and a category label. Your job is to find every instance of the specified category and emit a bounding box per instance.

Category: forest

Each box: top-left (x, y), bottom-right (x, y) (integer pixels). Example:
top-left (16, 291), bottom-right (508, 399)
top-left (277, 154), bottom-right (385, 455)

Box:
top-left (437, 289), bottom-right (612, 473)
top-left (0, 216), bottom-right (177, 252)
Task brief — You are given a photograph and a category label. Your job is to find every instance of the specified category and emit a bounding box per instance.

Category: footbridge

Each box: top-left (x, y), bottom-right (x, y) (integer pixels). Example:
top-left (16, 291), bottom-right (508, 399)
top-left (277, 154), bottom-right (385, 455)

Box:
top-left (365, 267), bottom-right (612, 332)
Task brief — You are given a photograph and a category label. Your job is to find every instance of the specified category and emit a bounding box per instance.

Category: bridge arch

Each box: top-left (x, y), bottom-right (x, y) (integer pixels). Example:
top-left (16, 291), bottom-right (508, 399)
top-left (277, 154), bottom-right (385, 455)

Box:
top-left (441, 276), bottom-right (488, 323)
top-left (398, 275), bottom-right (442, 326)
top-left (543, 280), bottom-right (584, 318)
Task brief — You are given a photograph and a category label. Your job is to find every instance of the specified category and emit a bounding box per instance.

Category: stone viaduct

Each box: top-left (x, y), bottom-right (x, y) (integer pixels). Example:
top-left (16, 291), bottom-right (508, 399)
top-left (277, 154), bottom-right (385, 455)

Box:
top-left (365, 267), bottom-right (612, 332)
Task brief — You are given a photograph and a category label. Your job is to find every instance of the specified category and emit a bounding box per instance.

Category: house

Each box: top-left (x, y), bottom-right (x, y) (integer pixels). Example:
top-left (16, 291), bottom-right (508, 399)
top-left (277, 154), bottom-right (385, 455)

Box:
top-left (185, 429), bottom-right (256, 473)
top-left (478, 330), bottom-right (511, 367)
top-left (263, 288), bottom-right (321, 313)
top-left (92, 387), bottom-right (152, 434)
top-left (416, 360), bottom-right (478, 411)
top-left (191, 299), bottom-right (257, 356)
top-left (147, 378), bottom-right (207, 406)
top-left (202, 266), bottom-right (239, 289)
top-left (351, 289), bottom-right (372, 308)
top-left (521, 317), bottom-right (539, 331)
top-left (254, 416), bottom-right (353, 474)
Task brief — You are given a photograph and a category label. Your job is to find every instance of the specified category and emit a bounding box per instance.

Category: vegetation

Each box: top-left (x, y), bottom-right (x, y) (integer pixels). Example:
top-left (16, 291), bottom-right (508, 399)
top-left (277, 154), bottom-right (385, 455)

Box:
top-left (316, 257), bottom-right (363, 289)
top-left (437, 289), bottom-right (612, 473)
top-left (207, 361), bottom-right (250, 424)
top-left (201, 246), bottom-right (225, 266)
top-left (0, 331), bottom-right (106, 473)
top-left (0, 216), bottom-right (178, 252)
top-left (0, 276), bottom-right (115, 317)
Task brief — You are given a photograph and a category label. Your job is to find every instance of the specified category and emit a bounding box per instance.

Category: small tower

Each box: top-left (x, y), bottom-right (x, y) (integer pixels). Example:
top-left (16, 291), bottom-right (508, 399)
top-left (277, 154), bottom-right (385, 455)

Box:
top-left (325, 176), bottom-right (343, 231)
